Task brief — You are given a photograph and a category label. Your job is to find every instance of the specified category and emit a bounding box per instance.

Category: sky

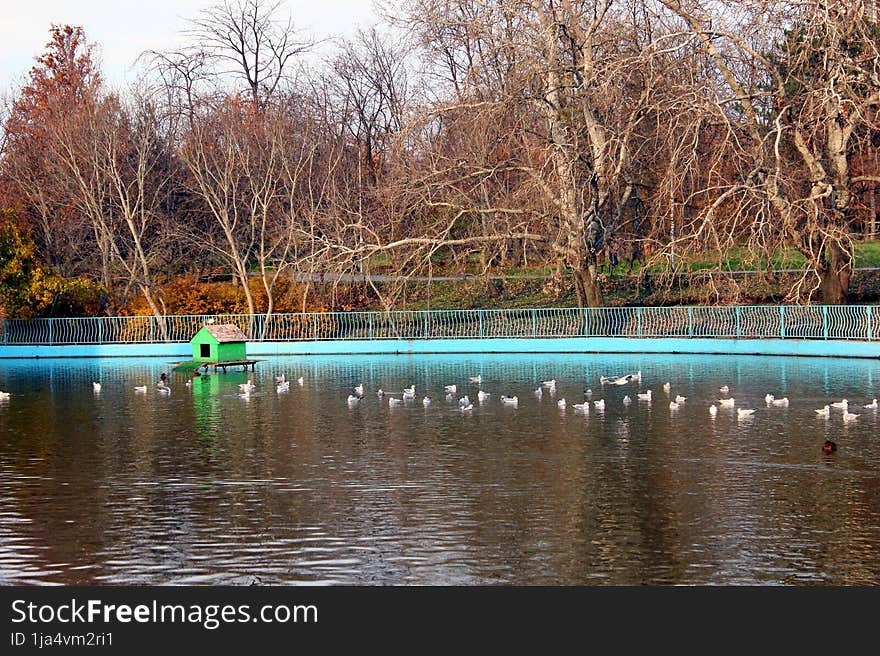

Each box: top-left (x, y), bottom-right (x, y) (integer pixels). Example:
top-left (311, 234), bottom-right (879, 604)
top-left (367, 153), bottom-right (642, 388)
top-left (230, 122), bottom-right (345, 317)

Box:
top-left (0, 0), bottom-right (381, 91)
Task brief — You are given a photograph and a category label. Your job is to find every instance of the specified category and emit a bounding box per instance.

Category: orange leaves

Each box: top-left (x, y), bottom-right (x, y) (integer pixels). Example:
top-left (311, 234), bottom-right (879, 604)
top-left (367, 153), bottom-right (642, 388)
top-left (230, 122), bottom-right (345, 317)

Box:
top-left (119, 275), bottom-right (323, 316)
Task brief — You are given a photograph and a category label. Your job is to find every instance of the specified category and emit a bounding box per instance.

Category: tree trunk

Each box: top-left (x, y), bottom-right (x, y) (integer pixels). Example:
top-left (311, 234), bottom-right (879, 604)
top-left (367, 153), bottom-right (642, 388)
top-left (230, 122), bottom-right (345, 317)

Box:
top-left (573, 265), bottom-right (602, 307)
top-left (818, 242), bottom-right (852, 304)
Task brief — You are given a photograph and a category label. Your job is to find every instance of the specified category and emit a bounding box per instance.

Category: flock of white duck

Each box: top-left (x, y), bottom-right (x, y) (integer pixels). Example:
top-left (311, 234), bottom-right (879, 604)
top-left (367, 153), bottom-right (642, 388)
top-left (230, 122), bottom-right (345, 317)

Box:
top-left (345, 367), bottom-right (879, 427)
top-left (1, 369), bottom-right (874, 428)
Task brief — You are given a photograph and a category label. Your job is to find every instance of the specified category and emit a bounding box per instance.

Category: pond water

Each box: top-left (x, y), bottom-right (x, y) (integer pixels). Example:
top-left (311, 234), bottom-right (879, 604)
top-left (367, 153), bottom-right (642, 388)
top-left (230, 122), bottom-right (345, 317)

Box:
top-left (1, 352), bottom-right (879, 585)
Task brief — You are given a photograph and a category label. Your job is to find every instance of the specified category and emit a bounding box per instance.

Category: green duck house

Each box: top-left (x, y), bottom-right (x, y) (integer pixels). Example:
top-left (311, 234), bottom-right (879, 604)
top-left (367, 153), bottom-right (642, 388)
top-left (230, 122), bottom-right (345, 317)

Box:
top-left (190, 323), bottom-right (248, 363)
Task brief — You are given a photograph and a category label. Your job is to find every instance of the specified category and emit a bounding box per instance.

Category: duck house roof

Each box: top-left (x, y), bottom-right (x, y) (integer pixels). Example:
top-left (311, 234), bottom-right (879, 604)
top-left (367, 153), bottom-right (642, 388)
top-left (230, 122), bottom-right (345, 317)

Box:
top-left (202, 324), bottom-right (248, 343)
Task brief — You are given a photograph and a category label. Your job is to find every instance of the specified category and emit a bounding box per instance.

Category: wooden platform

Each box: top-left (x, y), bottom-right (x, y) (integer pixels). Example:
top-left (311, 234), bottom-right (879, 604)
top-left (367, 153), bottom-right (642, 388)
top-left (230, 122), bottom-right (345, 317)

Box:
top-left (201, 359), bottom-right (262, 373)
top-left (172, 358), bottom-right (262, 373)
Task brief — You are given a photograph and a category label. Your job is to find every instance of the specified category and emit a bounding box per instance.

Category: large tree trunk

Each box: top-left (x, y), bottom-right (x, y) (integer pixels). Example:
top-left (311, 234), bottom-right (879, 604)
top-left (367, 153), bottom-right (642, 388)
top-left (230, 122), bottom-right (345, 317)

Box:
top-left (574, 265), bottom-right (602, 308)
top-left (818, 241), bottom-right (852, 305)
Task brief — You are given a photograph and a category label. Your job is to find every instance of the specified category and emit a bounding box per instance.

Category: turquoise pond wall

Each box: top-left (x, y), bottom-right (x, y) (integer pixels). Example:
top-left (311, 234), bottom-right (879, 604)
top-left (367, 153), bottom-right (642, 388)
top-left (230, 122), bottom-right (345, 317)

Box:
top-left (1, 337), bottom-right (878, 359)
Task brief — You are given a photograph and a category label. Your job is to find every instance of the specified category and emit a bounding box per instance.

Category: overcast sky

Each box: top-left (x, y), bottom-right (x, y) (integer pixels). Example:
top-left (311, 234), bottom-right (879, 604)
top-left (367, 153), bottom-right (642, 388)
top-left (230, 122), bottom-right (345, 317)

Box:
top-left (0, 0), bottom-right (380, 90)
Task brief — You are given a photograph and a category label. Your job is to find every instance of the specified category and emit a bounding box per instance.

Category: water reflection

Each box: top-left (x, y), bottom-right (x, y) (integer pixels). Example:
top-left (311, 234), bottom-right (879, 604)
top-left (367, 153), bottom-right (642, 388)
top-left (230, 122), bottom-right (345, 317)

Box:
top-left (1, 353), bottom-right (879, 584)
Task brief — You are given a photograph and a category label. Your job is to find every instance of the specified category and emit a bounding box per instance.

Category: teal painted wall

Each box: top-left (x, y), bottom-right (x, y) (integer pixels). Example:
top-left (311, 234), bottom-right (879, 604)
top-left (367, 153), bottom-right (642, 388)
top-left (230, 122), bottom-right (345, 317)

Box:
top-left (2, 337), bottom-right (879, 359)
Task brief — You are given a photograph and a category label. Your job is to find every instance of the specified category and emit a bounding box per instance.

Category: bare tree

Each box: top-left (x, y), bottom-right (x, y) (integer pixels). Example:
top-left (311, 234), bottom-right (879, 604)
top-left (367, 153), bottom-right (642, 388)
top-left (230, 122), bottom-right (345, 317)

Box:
top-left (187, 0), bottom-right (313, 103)
top-left (661, 0), bottom-right (880, 303)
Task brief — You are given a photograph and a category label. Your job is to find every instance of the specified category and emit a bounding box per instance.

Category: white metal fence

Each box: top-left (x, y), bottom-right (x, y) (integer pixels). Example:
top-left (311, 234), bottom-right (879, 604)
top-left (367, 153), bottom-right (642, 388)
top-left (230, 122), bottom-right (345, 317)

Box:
top-left (1, 305), bottom-right (878, 345)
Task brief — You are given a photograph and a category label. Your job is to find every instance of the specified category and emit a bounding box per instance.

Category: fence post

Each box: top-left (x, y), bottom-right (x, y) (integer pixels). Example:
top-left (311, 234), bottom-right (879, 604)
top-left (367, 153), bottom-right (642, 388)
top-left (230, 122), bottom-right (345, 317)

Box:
top-left (312, 313), bottom-right (318, 340)
top-left (479, 310), bottom-right (484, 338)
top-left (637, 307), bottom-right (643, 338)
top-left (48, 318), bottom-right (53, 346)
top-left (735, 306), bottom-right (741, 338)
top-left (424, 312), bottom-right (429, 339)
top-left (2, 318), bottom-right (6, 345)
top-left (583, 308), bottom-right (589, 337)
top-left (98, 317), bottom-right (103, 344)
top-left (688, 307), bottom-right (694, 337)
top-left (368, 313), bottom-right (373, 340)
top-left (532, 309), bottom-right (538, 337)
top-left (823, 306), bottom-right (828, 340)
top-left (149, 316), bottom-right (155, 343)
top-left (780, 306), bottom-right (786, 339)
top-left (867, 306), bottom-right (873, 341)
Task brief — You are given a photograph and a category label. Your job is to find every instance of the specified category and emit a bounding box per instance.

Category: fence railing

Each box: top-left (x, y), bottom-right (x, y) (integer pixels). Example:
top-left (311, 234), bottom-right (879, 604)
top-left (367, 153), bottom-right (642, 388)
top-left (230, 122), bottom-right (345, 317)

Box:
top-left (1, 306), bottom-right (878, 346)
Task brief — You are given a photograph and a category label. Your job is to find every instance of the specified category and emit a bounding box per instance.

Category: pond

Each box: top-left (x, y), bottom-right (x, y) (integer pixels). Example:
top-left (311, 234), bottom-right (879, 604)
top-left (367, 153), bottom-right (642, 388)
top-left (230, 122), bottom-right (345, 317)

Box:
top-left (1, 352), bottom-right (879, 585)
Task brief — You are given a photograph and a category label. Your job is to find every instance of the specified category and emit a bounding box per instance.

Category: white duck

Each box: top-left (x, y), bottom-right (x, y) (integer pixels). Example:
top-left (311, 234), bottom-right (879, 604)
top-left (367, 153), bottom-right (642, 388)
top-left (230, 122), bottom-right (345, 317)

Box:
top-left (347, 394), bottom-right (360, 405)
top-left (477, 390), bottom-right (491, 403)
top-left (277, 381), bottom-right (290, 393)
top-left (669, 401), bottom-right (680, 410)
top-left (815, 405), bottom-right (831, 417)
top-left (637, 390), bottom-right (652, 401)
top-left (388, 397), bottom-right (404, 407)
top-left (770, 397), bottom-right (789, 407)
top-left (674, 395), bottom-right (687, 404)
top-left (296, 376), bottom-right (304, 386)
top-left (542, 379), bottom-right (557, 388)
top-left (557, 398), bottom-right (567, 408)
top-left (843, 410), bottom-right (859, 422)
top-left (593, 399), bottom-right (605, 410)
top-left (134, 385), bottom-right (147, 393)
top-left (0, 390), bottom-right (11, 400)
top-left (444, 384), bottom-right (457, 394)
top-left (718, 398), bottom-right (735, 408)
top-left (764, 394), bottom-right (775, 405)
top-left (501, 395), bottom-right (519, 407)
top-left (275, 373), bottom-right (286, 383)
top-left (719, 385), bottom-right (730, 394)
top-left (622, 395), bottom-right (632, 406)
top-left (573, 402), bottom-right (589, 412)
top-left (460, 402), bottom-right (474, 412)
top-left (458, 395), bottom-right (470, 407)
top-left (662, 382), bottom-right (671, 394)
top-left (92, 382), bottom-right (102, 393)
top-left (353, 384), bottom-right (364, 397)
top-left (863, 399), bottom-right (878, 409)
top-left (830, 399), bottom-right (848, 410)
top-left (737, 408), bottom-right (756, 419)
top-left (709, 404), bottom-right (718, 417)
top-left (469, 375), bottom-right (482, 384)
top-left (534, 387), bottom-right (543, 398)
top-left (423, 396), bottom-right (432, 407)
